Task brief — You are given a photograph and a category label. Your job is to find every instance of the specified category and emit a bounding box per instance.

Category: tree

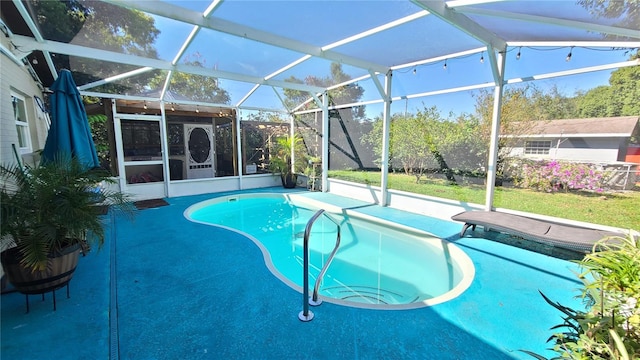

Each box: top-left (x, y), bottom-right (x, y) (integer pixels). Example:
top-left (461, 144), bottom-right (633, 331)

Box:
top-left (575, 51), bottom-right (640, 117)
top-left (608, 56), bottom-right (640, 115)
top-left (283, 63), bottom-right (371, 170)
top-left (363, 106), bottom-right (470, 183)
top-left (530, 85), bottom-right (579, 120)
top-left (578, 0), bottom-right (640, 33)
top-left (30, 0), bottom-right (160, 92)
top-left (473, 85), bottom-right (549, 182)
top-left (575, 86), bottom-right (617, 117)
top-left (149, 53), bottom-right (231, 104)
top-left (283, 63), bottom-right (365, 119)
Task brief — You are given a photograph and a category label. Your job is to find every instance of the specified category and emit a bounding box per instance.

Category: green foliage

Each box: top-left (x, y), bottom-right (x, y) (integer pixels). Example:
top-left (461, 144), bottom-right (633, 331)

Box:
top-left (513, 159), bottom-right (610, 193)
top-left (283, 63), bottom-right (365, 119)
top-left (578, 0), bottom-right (640, 30)
top-left (363, 106), bottom-right (486, 182)
top-left (30, 0), bottom-right (160, 92)
top-left (0, 155), bottom-right (135, 271)
top-left (327, 170), bottom-right (640, 229)
top-left (269, 134), bottom-right (307, 176)
top-left (149, 53), bottom-right (231, 103)
top-left (87, 114), bottom-right (110, 169)
top-left (576, 51), bottom-right (640, 118)
top-left (576, 86), bottom-right (618, 118)
top-left (527, 232), bottom-right (640, 359)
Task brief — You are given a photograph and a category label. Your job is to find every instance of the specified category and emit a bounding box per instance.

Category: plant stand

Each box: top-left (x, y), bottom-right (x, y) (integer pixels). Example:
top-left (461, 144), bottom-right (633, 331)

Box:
top-left (23, 282), bottom-right (71, 313)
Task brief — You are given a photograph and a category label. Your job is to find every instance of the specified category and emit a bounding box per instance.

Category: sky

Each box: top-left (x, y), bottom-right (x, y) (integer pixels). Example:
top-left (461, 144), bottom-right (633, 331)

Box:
top-left (147, 1), bottom-right (636, 120)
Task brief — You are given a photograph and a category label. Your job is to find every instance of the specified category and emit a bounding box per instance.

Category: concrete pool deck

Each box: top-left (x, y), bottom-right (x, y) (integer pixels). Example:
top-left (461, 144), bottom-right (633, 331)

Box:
top-left (1, 188), bottom-right (585, 359)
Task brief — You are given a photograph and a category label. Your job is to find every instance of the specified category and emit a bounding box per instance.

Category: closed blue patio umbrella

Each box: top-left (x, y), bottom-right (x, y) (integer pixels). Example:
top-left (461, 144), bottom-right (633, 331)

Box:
top-left (41, 69), bottom-right (100, 169)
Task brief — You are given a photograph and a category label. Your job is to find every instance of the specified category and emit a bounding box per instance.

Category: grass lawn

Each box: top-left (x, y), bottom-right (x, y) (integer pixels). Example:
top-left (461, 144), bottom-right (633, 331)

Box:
top-left (328, 170), bottom-right (640, 230)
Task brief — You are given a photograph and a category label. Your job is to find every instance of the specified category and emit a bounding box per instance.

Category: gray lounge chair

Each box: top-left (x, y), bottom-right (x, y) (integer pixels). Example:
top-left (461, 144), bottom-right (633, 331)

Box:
top-left (451, 210), bottom-right (622, 253)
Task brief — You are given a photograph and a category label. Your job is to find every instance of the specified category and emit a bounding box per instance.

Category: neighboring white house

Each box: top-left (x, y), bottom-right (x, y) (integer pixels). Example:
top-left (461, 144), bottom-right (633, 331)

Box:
top-left (0, 32), bottom-right (49, 166)
top-left (503, 116), bottom-right (640, 163)
top-left (502, 116), bottom-right (640, 189)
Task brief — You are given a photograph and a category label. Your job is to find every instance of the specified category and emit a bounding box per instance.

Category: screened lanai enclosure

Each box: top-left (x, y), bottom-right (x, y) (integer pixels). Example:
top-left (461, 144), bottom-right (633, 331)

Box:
top-left (1, 0), bottom-right (639, 227)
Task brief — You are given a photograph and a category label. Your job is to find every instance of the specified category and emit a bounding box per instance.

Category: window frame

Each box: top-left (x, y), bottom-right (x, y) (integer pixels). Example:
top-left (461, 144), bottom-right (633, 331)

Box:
top-left (11, 91), bottom-right (32, 154)
top-left (524, 140), bottom-right (552, 155)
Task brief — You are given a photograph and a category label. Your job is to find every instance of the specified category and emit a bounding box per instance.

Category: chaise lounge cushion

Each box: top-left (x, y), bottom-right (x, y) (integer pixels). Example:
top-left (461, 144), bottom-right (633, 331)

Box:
top-left (451, 210), bottom-right (621, 253)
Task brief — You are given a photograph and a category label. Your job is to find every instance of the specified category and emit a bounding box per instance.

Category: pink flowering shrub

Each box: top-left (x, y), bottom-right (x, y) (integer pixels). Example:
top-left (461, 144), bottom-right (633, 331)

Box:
top-left (514, 160), bottom-right (609, 192)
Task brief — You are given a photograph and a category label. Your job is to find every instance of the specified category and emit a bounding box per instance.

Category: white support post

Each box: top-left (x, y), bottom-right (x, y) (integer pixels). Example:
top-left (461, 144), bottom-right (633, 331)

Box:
top-left (321, 92), bottom-right (329, 192)
top-left (290, 111), bottom-right (295, 175)
top-left (159, 103), bottom-right (170, 198)
top-left (111, 99), bottom-right (127, 192)
top-left (484, 51), bottom-right (506, 211)
top-left (380, 70), bottom-right (393, 206)
top-left (236, 109), bottom-right (243, 189)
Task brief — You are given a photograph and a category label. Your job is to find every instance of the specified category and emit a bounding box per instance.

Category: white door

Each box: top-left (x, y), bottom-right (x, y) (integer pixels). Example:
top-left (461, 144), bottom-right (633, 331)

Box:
top-left (184, 124), bottom-right (215, 179)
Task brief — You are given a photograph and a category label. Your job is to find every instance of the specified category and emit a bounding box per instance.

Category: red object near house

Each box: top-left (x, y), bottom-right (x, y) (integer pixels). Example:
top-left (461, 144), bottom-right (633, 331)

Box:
top-left (625, 145), bottom-right (640, 175)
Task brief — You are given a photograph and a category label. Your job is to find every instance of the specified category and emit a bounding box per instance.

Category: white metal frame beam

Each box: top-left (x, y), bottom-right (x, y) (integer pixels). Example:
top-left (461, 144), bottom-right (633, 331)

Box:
top-left (458, 7), bottom-right (640, 39)
top-left (12, 0), bottom-right (57, 80)
top-left (103, 0), bottom-right (389, 74)
top-left (11, 35), bottom-right (326, 94)
top-left (411, 0), bottom-right (508, 51)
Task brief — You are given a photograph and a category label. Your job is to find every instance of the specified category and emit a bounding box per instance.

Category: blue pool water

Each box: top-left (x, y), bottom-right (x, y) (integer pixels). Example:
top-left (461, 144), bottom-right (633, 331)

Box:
top-left (184, 193), bottom-right (474, 309)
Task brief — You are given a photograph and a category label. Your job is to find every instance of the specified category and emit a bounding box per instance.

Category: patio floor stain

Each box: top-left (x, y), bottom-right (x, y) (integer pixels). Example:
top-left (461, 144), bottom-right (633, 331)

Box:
top-left (1, 188), bottom-right (585, 359)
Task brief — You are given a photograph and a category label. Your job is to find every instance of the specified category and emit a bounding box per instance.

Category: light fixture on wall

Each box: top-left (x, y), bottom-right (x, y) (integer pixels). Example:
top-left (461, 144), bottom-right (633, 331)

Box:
top-left (170, 103), bottom-right (175, 111)
top-left (143, 101), bottom-right (147, 110)
top-left (566, 46), bottom-right (573, 62)
top-left (195, 105), bottom-right (200, 113)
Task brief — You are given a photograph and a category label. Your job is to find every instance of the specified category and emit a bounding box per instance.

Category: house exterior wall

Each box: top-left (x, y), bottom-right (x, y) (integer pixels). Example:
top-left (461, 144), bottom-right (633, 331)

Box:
top-left (1, 40), bottom-right (48, 166)
top-left (507, 137), bottom-right (627, 163)
top-left (556, 137), bottom-right (625, 162)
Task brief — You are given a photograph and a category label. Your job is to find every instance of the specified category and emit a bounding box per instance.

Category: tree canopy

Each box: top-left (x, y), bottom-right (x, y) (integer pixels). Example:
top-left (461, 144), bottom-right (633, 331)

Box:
top-left (149, 53), bottom-right (231, 104)
top-left (30, 0), bottom-right (160, 91)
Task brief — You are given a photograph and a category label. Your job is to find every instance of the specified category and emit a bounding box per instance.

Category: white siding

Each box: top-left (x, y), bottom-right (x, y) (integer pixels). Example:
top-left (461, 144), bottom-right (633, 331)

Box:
top-left (507, 137), bottom-right (626, 163)
top-left (1, 40), bottom-right (48, 166)
top-left (555, 138), bottom-right (623, 162)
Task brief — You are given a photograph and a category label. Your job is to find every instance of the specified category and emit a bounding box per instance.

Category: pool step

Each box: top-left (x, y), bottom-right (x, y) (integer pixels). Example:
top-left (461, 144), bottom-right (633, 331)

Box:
top-left (321, 285), bottom-right (419, 305)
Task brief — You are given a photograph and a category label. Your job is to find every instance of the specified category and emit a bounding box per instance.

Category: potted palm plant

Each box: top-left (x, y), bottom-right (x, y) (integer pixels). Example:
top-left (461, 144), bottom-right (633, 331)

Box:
top-left (269, 134), bottom-right (307, 188)
top-left (0, 155), bottom-right (134, 301)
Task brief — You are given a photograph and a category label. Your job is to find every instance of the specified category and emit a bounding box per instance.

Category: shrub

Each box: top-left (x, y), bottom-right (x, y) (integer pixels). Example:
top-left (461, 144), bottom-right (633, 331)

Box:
top-left (525, 232), bottom-right (640, 359)
top-left (514, 160), bottom-right (609, 193)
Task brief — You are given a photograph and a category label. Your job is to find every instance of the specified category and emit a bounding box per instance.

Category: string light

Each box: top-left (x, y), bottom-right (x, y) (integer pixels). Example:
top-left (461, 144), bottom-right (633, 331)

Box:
top-left (195, 105), bottom-right (200, 113)
top-left (412, 68), bottom-right (416, 75)
top-left (516, 47), bottom-right (521, 60)
top-left (566, 46), bottom-right (573, 62)
top-left (143, 101), bottom-right (147, 110)
top-left (479, 52), bottom-right (484, 63)
top-left (443, 60), bottom-right (447, 70)
top-left (170, 104), bottom-right (175, 111)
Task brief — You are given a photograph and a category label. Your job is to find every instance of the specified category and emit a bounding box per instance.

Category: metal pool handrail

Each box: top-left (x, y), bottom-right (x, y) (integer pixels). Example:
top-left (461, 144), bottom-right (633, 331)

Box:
top-left (298, 209), bottom-right (341, 322)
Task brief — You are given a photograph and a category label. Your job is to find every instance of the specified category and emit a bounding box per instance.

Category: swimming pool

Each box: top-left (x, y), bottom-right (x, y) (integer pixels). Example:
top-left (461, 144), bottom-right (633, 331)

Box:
top-left (184, 193), bottom-right (474, 309)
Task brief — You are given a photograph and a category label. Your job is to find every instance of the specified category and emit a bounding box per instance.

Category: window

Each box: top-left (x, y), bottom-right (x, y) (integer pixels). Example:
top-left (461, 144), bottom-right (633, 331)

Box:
top-left (524, 140), bottom-right (552, 155)
top-left (121, 120), bottom-right (162, 160)
top-left (12, 92), bottom-right (31, 153)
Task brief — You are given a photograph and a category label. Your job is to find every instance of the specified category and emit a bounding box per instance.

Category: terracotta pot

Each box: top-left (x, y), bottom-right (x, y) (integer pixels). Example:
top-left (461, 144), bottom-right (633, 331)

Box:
top-left (0, 244), bottom-right (81, 295)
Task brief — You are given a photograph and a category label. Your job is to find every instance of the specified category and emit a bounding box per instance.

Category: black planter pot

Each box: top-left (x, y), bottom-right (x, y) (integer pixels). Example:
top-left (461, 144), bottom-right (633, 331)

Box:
top-left (281, 173), bottom-right (298, 188)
